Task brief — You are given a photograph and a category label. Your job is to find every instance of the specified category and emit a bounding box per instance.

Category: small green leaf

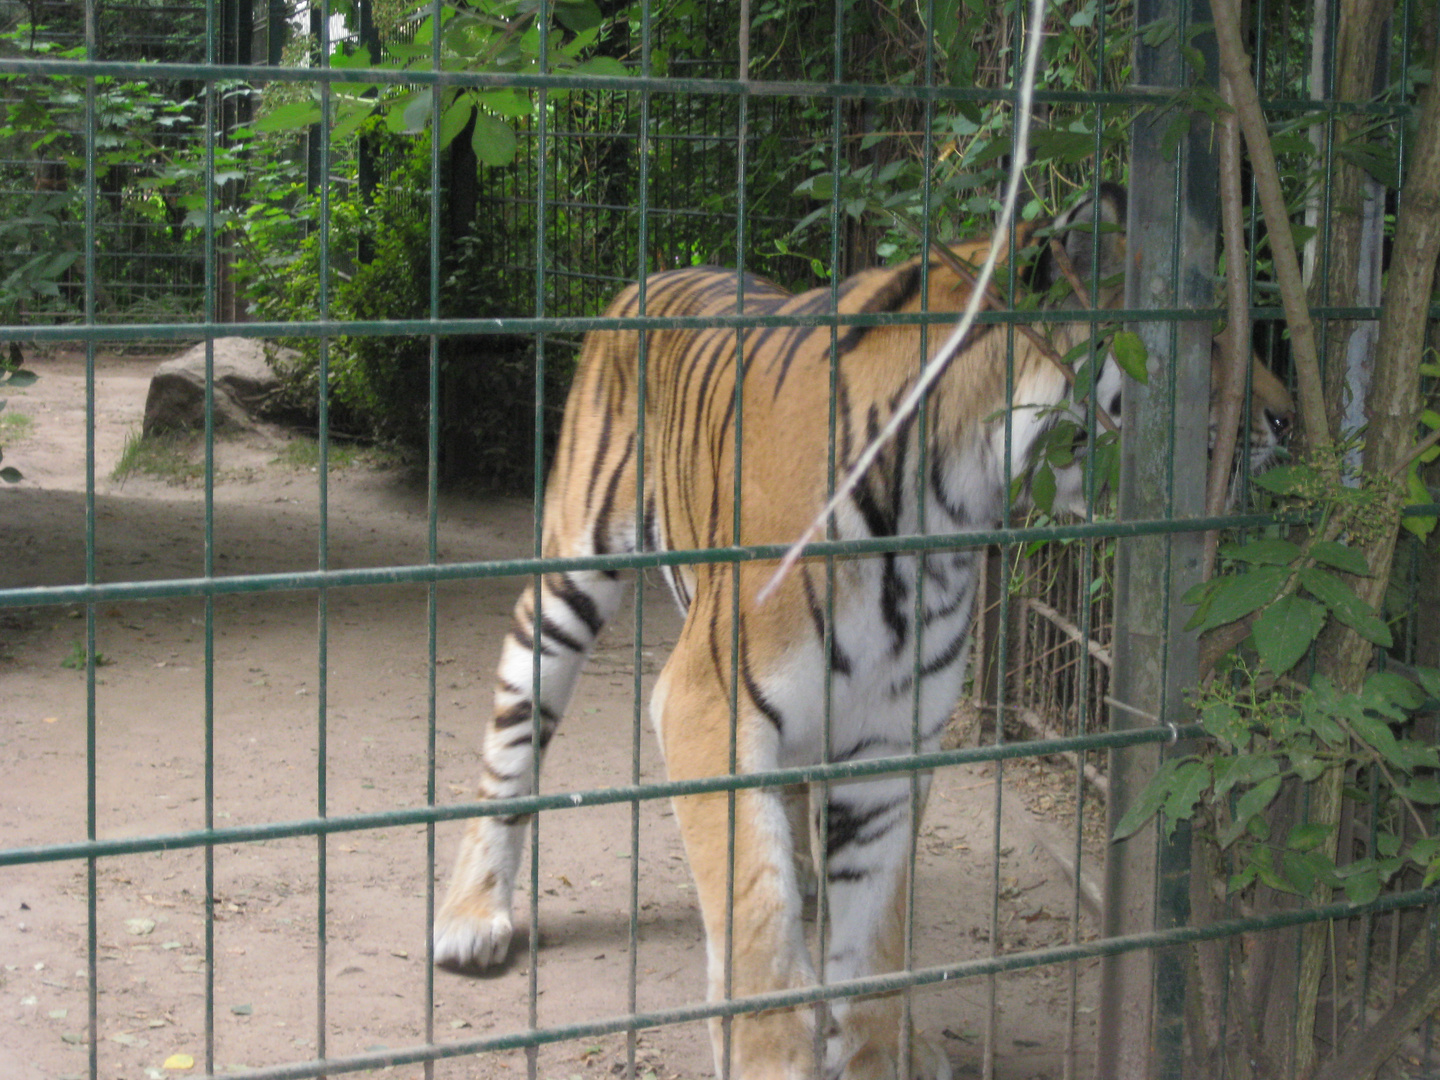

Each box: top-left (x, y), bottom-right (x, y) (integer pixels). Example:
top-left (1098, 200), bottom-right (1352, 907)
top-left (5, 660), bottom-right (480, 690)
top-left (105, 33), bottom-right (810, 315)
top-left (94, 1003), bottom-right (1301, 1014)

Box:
top-left (1185, 565), bottom-right (1288, 633)
top-left (477, 89), bottom-right (533, 118)
top-left (1198, 700), bottom-right (1244, 745)
top-left (555, 0), bottom-right (603, 31)
top-left (1282, 849), bottom-right (1316, 895)
top-left (1365, 671), bottom-right (1426, 711)
top-left (1233, 775), bottom-right (1282, 831)
top-left (1161, 759), bottom-right (1211, 832)
top-left (1030, 461), bottom-right (1056, 513)
top-left (1252, 464), bottom-right (1322, 496)
top-left (1349, 712), bottom-right (1407, 767)
top-left (1113, 757), bottom-right (1189, 841)
top-left (1287, 822), bottom-right (1331, 853)
top-left (253, 98), bottom-right (322, 133)
top-left (2, 368), bottom-right (38, 388)
top-left (1342, 866), bottom-right (1380, 905)
top-left (1397, 777), bottom-right (1440, 805)
top-left (1414, 666), bottom-right (1440, 701)
top-left (1110, 330), bottom-right (1148, 384)
top-left (471, 111), bottom-right (518, 167)
top-left (1299, 566), bottom-right (1392, 647)
top-left (1219, 538), bottom-right (1300, 565)
top-left (1212, 753), bottom-right (1280, 799)
top-left (438, 95), bottom-right (474, 149)
top-left (1251, 594), bottom-right (1325, 674)
top-left (401, 90), bottom-right (434, 133)
top-left (572, 55), bottom-right (628, 78)
top-left (1308, 540), bottom-right (1369, 576)
top-left (1402, 468), bottom-right (1436, 540)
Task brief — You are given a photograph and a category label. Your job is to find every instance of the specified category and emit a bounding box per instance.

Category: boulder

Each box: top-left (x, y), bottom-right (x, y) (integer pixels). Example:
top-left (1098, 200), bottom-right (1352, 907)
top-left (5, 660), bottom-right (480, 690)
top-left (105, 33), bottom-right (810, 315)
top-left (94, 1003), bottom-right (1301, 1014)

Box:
top-left (142, 338), bottom-right (295, 436)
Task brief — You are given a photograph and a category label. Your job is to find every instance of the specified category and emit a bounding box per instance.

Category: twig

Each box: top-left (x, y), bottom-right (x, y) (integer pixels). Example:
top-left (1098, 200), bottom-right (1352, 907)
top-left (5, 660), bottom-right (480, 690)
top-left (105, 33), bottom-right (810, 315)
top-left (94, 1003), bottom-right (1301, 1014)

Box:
top-left (1389, 420), bottom-right (1440, 480)
top-left (1212, 0), bottom-right (1330, 452)
top-left (1204, 69), bottom-right (1250, 579)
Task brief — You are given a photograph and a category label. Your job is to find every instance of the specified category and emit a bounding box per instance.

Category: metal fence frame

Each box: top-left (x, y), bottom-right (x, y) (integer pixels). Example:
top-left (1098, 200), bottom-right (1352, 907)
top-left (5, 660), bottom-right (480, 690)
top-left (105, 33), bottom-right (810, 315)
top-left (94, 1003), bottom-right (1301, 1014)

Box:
top-left (2, 1), bottom-right (1438, 1079)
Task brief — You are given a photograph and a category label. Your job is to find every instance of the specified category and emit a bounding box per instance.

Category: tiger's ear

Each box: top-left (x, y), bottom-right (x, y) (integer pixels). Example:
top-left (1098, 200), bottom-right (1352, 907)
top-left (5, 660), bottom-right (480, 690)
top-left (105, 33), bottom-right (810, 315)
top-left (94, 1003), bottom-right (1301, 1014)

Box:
top-left (1039, 183), bottom-right (1128, 306)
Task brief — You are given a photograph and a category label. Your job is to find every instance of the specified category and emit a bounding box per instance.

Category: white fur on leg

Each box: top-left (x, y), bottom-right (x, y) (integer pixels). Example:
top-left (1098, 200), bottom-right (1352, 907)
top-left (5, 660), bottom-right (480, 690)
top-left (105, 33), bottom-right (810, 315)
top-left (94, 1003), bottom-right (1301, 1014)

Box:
top-left (433, 816), bottom-right (526, 969)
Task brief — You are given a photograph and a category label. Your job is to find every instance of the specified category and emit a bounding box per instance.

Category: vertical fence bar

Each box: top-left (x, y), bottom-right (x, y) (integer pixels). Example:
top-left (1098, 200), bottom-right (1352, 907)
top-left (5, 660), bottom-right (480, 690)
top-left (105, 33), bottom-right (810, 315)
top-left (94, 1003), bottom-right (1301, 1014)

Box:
top-left (203, 0), bottom-right (221, 1071)
top-left (628, 6), bottom-right (654, 1076)
top-left (81, 1), bottom-right (99, 1076)
top-left (424, 0), bottom-right (445, 1072)
top-left (1098, 0), bottom-right (1217, 1074)
top-left (528, 6), bottom-right (552, 1078)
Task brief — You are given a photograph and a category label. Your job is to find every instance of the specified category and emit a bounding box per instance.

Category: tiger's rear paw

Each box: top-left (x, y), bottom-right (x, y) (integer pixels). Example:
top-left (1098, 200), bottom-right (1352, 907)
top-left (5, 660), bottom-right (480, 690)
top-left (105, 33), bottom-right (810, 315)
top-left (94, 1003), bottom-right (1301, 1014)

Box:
top-left (434, 906), bottom-right (514, 970)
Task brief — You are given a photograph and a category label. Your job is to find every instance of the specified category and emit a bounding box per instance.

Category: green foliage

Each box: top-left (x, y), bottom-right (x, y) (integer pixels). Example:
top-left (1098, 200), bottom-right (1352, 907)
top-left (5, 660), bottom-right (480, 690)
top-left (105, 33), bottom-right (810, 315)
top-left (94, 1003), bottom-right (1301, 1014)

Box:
top-left (61, 640), bottom-right (112, 670)
top-left (225, 130), bottom-right (568, 489)
top-left (1117, 455), bottom-right (1440, 902)
top-left (0, 24), bottom-right (208, 323)
top-left (784, 0), bottom-right (1134, 261)
top-left (111, 429), bottom-right (204, 486)
top-left (252, 0), bottom-right (624, 168)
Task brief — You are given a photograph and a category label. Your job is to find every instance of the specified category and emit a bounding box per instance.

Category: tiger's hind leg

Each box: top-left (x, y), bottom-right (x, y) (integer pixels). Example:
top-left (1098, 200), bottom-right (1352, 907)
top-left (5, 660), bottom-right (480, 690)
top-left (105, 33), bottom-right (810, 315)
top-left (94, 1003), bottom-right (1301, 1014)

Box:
top-left (652, 649), bottom-right (821, 1080)
top-left (821, 778), bottom-right (952, 1080)
top-left (435, 567), bottom-right (631, 969)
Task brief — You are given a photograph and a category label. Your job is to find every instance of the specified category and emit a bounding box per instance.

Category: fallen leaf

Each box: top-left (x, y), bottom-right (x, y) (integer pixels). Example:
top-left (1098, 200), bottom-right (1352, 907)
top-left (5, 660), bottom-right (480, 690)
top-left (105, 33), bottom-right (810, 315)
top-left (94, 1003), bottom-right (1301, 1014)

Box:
top-left (43, 716), bottom-right (59, 723)
top-left (163, 1052), bottom-right (195, 1070)
top-left (230, 1003), bottom-right (252, 1016)
top-left (125, 918), bottom-right (156, 936)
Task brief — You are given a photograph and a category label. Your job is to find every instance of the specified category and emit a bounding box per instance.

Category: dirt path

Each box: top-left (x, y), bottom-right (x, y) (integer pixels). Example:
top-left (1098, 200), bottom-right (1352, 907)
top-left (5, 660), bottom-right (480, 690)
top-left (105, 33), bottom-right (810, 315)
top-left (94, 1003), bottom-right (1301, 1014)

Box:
top-left (0, 349), bottom-right (1099, 1080)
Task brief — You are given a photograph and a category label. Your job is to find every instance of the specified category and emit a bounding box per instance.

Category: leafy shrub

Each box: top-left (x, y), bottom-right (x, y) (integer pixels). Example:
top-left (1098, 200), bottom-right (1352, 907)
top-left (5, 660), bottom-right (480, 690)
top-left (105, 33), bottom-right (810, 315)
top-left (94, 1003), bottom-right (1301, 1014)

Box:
top-left (232, 134), bottom-right (569, 491)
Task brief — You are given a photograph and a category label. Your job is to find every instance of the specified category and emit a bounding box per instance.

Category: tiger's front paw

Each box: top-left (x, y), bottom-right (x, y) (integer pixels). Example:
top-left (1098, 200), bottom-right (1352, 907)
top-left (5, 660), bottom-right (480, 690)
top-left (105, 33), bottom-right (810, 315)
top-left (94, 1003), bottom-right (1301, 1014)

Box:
top-left (834, 1031), bottom-right (952, 1080)
top-left (905, 1034), bottom-right (952, 1080)
top-left (434, 902), bottom-right (514, 970)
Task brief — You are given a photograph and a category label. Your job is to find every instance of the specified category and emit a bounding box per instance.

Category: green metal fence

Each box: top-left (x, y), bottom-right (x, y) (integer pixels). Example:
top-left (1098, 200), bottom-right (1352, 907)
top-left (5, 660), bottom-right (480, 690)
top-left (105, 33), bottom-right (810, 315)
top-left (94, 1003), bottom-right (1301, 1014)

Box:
top-left (3, 1), bottom-right (1438, 1079)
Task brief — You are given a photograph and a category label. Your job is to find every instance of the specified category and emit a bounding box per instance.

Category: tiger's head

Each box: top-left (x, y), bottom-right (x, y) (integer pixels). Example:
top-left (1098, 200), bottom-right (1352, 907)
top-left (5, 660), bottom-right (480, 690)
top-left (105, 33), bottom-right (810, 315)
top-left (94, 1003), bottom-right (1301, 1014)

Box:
top-left (1025, 185), bottom-right (1295, 515)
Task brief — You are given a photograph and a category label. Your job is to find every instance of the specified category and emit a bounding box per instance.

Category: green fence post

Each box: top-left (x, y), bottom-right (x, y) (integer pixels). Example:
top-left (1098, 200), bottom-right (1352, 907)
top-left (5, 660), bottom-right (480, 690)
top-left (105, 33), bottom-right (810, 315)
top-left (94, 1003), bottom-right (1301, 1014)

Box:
top-left (1097, 0), bottom-right (1219, 1075)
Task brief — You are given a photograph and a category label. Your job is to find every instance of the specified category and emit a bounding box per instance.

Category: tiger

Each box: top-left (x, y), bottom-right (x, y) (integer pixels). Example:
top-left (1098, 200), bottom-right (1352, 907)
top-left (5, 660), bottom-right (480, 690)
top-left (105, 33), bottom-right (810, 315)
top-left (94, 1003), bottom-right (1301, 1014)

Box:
top-left (434, 183), bottom-right (1291, 1080)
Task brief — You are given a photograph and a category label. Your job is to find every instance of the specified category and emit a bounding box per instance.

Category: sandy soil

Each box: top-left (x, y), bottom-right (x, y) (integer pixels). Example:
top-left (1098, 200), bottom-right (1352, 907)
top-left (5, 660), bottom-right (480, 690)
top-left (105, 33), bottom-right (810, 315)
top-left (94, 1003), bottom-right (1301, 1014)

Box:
top-left (0, 349), bottom-right (1102, 1080)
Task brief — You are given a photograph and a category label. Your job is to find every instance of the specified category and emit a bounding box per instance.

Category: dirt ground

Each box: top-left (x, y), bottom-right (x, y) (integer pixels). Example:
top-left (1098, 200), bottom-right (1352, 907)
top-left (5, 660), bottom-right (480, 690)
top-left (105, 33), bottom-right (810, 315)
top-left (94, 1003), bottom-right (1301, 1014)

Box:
top-left (1, 349), bottom-right (1103, 1080)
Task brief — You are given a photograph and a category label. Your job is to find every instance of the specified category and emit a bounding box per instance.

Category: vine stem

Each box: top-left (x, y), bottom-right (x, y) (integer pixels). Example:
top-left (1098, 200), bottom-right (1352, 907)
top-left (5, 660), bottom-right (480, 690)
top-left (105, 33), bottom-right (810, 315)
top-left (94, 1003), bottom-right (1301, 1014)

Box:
top-left (1211, 0), bottom-right (1331, 453)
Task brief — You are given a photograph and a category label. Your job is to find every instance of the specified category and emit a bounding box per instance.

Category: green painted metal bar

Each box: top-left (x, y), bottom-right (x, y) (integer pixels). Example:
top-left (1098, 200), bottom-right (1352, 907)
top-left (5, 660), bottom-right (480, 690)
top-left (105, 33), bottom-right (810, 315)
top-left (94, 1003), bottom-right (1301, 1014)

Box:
top-left (0, 55), bottom-right (1199, 105)
top-left (1, 302), bottom-right (1424, 343)
top-left (169, 883), bottom-right (1440, 1080)
top-left (81, 3), bottom-right (100, 1076)
top-left (1, 724), bottom-right (1205, 868)
top-left (201, 2), bottom-right (221, 1071)
top-left (8, 510), bottom-right (1374, 609)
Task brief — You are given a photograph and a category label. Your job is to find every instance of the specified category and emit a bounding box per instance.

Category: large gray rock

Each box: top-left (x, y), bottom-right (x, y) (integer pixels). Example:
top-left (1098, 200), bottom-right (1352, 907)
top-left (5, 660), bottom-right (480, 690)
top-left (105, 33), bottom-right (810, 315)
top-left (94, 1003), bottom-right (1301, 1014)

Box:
top-left (143, 338), bottom-right (296, 436)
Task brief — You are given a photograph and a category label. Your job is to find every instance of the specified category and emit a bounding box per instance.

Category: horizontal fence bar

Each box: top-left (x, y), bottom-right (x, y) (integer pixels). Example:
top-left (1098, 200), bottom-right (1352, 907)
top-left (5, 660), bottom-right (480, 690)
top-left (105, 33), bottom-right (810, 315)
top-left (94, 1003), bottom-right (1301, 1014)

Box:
top-left (0, 56), bottom-right (1184, 105)
top-left (0, 307), bottom-right (1216, 343)
top-left (0, 723), bottom-right (1203, 867)
top-left (0, 304), bottom-right (1422, 345)
top-left (1, 511), bottom-right (1321, 608)
top-left (0, 57), bottom-right (1415, 123)
top-left (189, 883), bottom-right (1440, 1080)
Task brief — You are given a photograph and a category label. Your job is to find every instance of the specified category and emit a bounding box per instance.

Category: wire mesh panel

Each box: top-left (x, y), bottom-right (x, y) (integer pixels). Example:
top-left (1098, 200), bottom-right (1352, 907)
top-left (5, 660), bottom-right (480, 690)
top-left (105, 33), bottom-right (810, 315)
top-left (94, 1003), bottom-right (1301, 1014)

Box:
top-left (2, 1), bottom-right (1439, 1080)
